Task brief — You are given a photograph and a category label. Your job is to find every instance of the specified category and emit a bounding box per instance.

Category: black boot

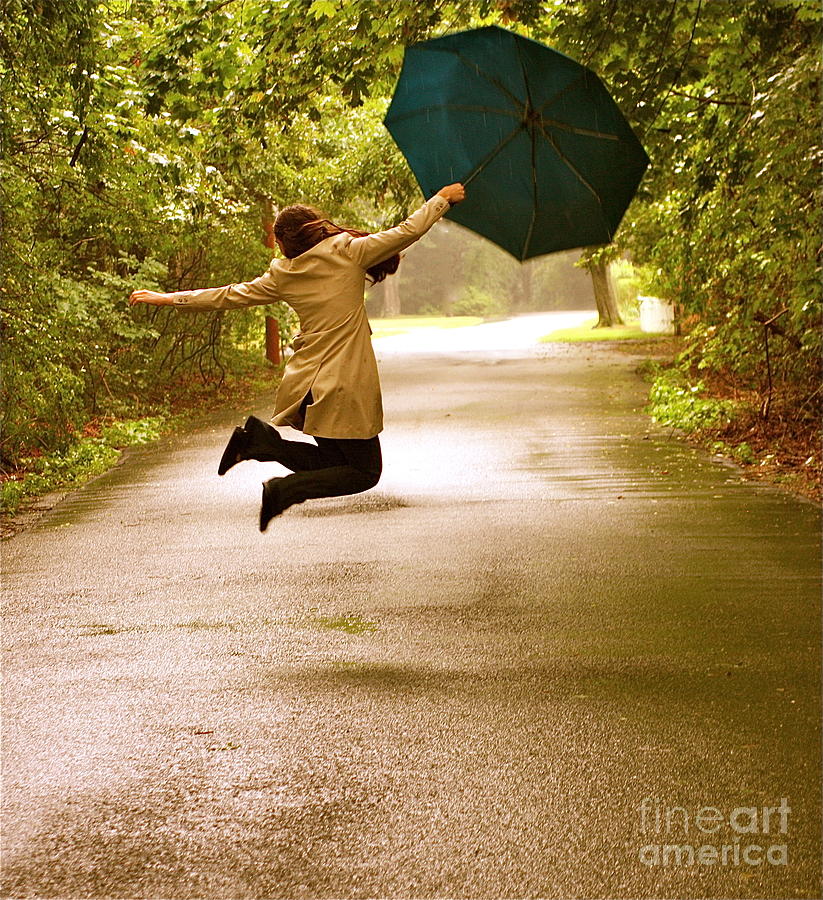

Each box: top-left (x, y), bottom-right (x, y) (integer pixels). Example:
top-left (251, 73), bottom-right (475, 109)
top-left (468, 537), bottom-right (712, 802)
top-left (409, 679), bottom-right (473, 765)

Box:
top-left (243, 416), bottom-right (286, 462)
top-left (259, 476), bottom-right (306, 531)
top-left (244, 415), bottom-right (282, 445)
top-left (260, 478), bottom-right (286, 532)
top-left (218, 426), bottom-right (250, 476)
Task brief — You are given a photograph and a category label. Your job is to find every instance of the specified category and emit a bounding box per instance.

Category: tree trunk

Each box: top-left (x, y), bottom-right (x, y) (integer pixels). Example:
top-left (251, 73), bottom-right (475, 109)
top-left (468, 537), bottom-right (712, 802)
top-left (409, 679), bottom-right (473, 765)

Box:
top-left (590, 259), bottom-right (623, 327)
top-left (515, 262), bottom-right (533, 312)
top-left (261, 197), bottom-right (276, 250)
top-left (382, 275), bottom-right (401, 317)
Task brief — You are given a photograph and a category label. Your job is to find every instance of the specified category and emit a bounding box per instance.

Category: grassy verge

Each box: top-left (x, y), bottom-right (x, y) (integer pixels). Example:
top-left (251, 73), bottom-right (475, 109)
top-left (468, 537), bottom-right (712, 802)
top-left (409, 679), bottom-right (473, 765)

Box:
top-left (539, 317), bottom-right (668, 342)
top-left (641, 361), bottom-right (821, 503)
top-left (1, 353), bottom-right (281, 525)
top-left (370, 314), bottom-right (484, 340)
top-left (1, 418), bottom-right (164, 516)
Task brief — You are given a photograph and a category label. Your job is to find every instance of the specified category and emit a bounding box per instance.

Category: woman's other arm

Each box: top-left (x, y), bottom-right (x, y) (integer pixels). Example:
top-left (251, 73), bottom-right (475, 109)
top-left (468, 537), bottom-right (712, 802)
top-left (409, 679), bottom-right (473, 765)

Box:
top-left (129, 269), bottom-right (281, 310)
top-left (344, 183), bottom-right (465, 270)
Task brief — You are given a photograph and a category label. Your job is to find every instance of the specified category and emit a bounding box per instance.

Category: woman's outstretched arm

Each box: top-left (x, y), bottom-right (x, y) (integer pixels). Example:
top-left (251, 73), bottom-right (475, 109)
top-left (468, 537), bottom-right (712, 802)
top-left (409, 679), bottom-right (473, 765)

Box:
top-left (129, 269), bottom-right (282, 310)
top-left (343, 183), bottom-right (465, 271)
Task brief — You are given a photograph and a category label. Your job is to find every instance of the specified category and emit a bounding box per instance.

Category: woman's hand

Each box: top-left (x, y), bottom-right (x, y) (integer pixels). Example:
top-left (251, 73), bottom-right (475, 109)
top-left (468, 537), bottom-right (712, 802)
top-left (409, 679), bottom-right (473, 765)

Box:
top-left (129, 290), bottom-right (173, 307)
top-left (436, 183), bottom-right (466, 206)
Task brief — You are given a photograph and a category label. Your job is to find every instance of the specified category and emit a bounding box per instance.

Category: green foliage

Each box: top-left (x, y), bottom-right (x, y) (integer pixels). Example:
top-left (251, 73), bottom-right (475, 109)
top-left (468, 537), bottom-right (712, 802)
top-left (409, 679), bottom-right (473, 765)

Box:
top-left (611, 259), bottom-right (645, 319)
top-left (550, 0), bottom-right (821, 410)
top-left (138, 0), bottom-right (535, 142)
top-left (0, 0), bottom-right (301, 469)
top-left (539, 319), bottom-right (651, 343)
top-left (1, 0), bottom-right (818, 483)
top-left (1, 416), bottom-right (163, 515)
top-left (710, 440), bottom-right (756, 466)
top-left (452, 285), bottom-right (508, 317)
top-left (101, 416), bottom-right (164, 446)
top-left (647, 367), bottom-right (737, 433)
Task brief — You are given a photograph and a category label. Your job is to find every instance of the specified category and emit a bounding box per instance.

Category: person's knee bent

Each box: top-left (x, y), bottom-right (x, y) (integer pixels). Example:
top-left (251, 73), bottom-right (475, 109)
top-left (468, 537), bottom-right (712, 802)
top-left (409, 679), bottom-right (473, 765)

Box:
top-left (357, 466), bottom-right (381, 492)
top-left (338, 436), bottom-right (381, 493)
top-left (343, 460), bottom-right (380, 494)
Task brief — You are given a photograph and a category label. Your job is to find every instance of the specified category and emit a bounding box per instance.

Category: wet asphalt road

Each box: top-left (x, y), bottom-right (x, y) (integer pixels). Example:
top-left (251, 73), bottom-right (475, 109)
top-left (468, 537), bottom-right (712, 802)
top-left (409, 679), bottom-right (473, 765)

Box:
top-left (2, 314), bottom-right (821, 899)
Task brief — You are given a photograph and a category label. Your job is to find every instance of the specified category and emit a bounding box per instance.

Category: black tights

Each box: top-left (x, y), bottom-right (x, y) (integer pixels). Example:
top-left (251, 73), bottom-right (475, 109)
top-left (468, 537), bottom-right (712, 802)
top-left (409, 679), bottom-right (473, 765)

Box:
top-left (244, 415), bottom-right (382, 510)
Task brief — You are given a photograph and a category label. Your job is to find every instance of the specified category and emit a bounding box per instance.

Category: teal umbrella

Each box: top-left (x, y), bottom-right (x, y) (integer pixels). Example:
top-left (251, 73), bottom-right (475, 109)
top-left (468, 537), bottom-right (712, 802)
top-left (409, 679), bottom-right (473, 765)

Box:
top-left (384, 25), bottom-right (650, 260)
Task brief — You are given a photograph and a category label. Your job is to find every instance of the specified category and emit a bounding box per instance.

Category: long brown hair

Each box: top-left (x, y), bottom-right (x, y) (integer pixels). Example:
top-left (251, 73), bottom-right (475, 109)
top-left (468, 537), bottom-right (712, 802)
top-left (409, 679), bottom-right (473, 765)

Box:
top-left (274, 204), bottom-right (400, 283)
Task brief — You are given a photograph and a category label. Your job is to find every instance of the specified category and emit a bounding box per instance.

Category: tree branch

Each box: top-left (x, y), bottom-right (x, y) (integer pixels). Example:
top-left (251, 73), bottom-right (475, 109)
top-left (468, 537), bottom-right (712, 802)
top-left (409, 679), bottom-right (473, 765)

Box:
top-left (69, 126), bottom-right (89, 167)
top-left (642, 0), bottom-right (704, 137)
top-left (669, 89), bottom-right (749, 107)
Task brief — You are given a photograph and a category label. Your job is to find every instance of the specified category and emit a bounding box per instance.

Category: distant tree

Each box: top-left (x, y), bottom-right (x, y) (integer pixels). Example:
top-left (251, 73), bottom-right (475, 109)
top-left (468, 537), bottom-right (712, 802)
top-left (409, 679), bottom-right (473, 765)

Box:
top-left (578, 247), bottom-right (623, 328)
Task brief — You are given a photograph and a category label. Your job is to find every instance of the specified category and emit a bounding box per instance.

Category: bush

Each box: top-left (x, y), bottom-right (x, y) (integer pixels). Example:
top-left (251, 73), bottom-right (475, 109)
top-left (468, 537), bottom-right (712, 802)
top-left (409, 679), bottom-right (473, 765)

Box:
top-left (451, 286), bottom-right (508, 317)
top-left (0, 256), bottom-right (164, 467)
top-left (1, 416), bottom-right (164, 515)
top-left (647, 367), bottom-right (737, 432)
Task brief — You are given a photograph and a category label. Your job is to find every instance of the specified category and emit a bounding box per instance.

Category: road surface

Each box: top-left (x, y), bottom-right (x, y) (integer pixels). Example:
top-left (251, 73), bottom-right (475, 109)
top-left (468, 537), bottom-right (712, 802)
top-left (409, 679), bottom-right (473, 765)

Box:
top-left (2, 312), bottom-right (820, 899)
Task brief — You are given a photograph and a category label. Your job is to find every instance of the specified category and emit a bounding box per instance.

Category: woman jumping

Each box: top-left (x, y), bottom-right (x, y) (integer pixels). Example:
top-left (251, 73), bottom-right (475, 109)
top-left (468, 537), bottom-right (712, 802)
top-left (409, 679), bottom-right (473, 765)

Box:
top-left (129, 182), bottom-right (466, 531)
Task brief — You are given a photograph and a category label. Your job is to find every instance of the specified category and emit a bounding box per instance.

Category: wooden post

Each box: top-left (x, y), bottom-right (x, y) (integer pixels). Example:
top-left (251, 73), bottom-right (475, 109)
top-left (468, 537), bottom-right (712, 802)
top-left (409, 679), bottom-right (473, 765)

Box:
top-left (262, 197), bottom-right (276, 250)
top-left (265, 316), bottom-right (281, 365)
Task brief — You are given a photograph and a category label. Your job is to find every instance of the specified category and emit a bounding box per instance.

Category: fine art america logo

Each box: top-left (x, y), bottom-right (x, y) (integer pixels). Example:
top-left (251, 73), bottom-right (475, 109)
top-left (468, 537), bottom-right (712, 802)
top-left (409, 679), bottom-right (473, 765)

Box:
top-left (637, 798), bottom-right (790, 867)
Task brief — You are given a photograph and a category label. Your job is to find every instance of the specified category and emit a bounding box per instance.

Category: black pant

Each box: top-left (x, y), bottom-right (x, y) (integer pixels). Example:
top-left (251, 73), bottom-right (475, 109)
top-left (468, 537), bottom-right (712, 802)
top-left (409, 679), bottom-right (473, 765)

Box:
top-left (244, 415), bottom-right (382, 510)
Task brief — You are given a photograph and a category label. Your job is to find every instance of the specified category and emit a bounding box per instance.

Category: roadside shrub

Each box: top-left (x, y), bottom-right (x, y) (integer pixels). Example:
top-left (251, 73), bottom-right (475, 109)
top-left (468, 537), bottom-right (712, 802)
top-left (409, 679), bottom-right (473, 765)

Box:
top-left (647, 368), bottom-right (737, 432)
top-left (1, 260), bottom-right (161, 467)
top-left (1, 416), bottom-right (165, 515)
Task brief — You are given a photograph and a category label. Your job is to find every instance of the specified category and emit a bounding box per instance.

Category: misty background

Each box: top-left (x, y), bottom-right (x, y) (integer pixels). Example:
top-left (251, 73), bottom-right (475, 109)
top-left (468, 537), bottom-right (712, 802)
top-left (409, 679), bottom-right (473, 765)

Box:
top-left (366, 220), bottom-right (599, 320)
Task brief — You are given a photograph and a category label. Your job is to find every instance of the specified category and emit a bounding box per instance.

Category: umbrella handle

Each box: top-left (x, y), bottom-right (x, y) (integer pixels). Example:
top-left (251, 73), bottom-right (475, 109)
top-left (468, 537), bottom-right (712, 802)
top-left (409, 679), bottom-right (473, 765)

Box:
top-left (461, 164), bottom-right (485, 188)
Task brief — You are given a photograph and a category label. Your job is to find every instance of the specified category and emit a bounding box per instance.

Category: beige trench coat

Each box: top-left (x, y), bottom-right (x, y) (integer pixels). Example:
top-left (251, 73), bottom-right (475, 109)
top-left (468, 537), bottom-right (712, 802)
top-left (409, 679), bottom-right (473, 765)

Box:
top-left (173, 194), bottom-right (451, 438)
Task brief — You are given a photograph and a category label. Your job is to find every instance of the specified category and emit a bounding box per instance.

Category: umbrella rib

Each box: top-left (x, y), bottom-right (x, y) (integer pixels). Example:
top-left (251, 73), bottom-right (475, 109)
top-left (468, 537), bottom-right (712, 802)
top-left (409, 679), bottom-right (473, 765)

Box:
top-left (537, 121), bottom-right (613, 242)
top-left (537, 71), bottom-right (588, 115)
top-left (460, 122), bottom-right (524, 186)
top-left (385, 103), bottom-right (521, 125)
top-left (521, 131), bottom-right (538, 261)
top-left (425, 45), bottom-right (526, 110)
top-left (514, 37), bottom-right (538, 260)
top-left (536, 72), bottom-right (620, 141)
top-left (541, 116), bottom-right (620, 141)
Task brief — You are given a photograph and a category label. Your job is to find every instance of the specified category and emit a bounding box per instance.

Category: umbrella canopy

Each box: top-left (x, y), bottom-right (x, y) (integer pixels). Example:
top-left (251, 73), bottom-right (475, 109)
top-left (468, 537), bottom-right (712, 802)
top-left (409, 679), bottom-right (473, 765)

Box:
top-left (384, 25), bottom-right (650, 260)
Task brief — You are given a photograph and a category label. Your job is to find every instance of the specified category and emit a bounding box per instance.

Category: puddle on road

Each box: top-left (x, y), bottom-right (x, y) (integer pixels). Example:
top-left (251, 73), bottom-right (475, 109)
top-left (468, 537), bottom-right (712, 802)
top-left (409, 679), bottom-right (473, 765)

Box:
top-left (72, 612), bottom-right (380, 639)
top-left (73, 619), bottom-right (268, 637)
top-left (306, 613), bottom-right (379, 635)
top-left (77, 623), bottom-right (141, 637)
top-left (519, 428), bottom-right (774, 501)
